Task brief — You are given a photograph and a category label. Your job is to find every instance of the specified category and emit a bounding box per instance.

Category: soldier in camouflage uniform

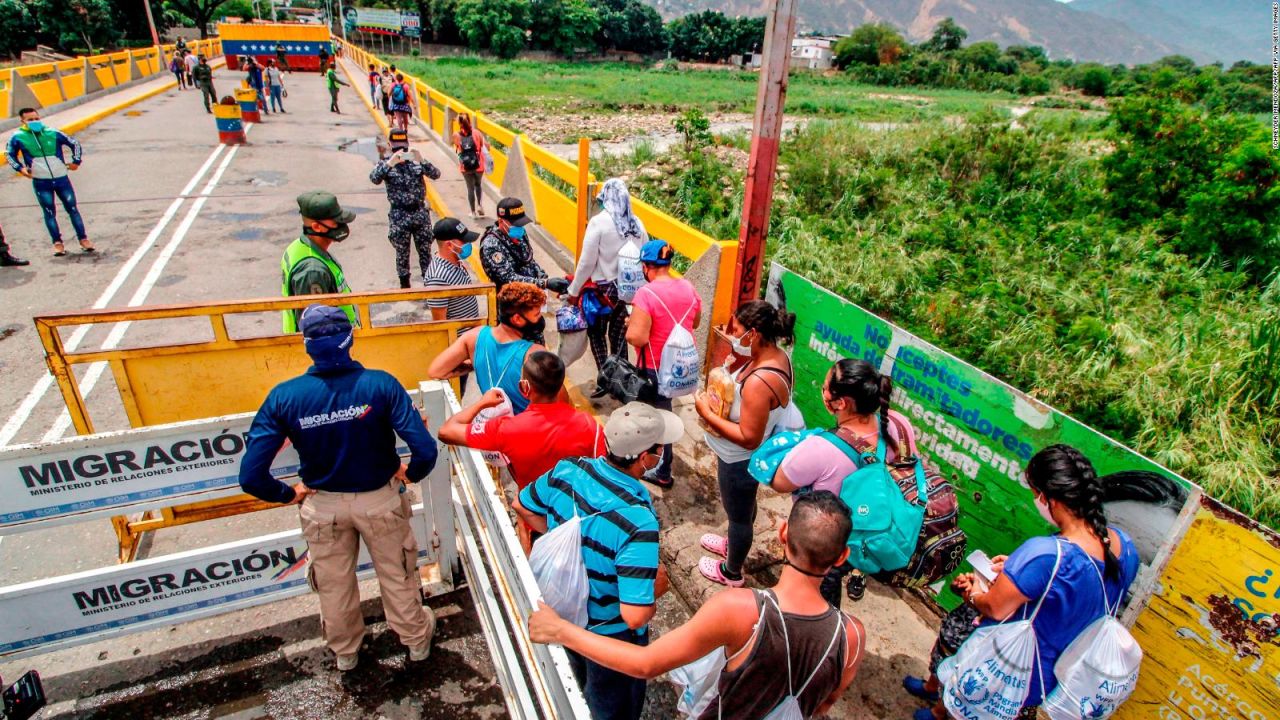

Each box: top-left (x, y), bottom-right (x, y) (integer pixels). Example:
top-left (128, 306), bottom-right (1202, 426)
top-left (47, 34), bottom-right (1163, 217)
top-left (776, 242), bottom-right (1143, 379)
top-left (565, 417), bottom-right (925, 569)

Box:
top-left (370, 129), bottom-right (442, 288)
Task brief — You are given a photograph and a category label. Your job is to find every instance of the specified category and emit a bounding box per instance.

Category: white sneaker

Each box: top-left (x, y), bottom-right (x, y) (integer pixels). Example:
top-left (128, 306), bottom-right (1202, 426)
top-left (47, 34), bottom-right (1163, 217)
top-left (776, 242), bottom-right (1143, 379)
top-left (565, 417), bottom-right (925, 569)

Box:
top-left (336, 653), bottom-right (359, 672)
top-left (408, 607), bottom-right (437, 662)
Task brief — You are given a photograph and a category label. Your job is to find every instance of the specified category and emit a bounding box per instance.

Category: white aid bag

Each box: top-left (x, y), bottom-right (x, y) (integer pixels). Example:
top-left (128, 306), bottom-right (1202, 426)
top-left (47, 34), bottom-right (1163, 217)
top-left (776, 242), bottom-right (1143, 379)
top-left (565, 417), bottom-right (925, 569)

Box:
top-left (616, 241), bottom-right (646, 302)
top-left (469, 387), bottom-right (513, 466)
top-left (939, 542), bottom-right (1063, 720)
top-left (1042, 549), bottom-right (1142, 720)
top-left (670, 648), bottom-right (727, 717)
top-left (528, 513), bottom-right (590, 628)
top-left (644, 289), bottom-right (700, 398)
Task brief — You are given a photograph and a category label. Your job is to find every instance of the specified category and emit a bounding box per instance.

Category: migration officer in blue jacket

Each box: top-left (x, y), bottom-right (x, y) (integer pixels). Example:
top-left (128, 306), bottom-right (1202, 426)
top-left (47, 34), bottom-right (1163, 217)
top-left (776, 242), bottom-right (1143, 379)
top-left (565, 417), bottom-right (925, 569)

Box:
top-left (238, 304), bottom-right (438, 672)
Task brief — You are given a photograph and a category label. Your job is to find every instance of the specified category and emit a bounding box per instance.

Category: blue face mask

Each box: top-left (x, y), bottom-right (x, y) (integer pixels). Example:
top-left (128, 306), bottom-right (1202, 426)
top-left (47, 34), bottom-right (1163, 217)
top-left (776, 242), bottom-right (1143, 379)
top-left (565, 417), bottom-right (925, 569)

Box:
top-left (458, 242), bottom-right (473, 260)
top-left (25, 120), bottom-right (44, 133)
top-left (507, 225), bottom-right (527, 241)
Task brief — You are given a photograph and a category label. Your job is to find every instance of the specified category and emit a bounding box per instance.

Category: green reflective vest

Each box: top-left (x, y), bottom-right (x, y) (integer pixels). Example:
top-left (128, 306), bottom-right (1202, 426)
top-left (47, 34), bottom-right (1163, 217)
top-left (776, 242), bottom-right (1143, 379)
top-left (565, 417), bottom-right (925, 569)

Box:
top-left (280, 237), bottom-right (357, 333)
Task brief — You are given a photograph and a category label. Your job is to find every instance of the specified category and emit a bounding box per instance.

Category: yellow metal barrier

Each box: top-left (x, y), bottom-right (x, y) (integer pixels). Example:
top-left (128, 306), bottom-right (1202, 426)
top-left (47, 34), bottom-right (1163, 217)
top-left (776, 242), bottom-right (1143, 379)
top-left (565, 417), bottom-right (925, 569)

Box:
top-left (35, 286), bottom-right (495, 434)
top-left (2, 39), bottom-right (222, 119)
top-left (35, 285), bottom-right (494, 561)
top-left (333, 37), bottom-right (741, 326)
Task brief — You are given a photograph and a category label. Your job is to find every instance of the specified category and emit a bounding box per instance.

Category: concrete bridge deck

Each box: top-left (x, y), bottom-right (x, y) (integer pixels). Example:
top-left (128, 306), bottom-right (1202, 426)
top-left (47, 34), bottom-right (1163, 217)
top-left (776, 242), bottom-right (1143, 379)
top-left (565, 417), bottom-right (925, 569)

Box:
top-left (0, 56), bottom-right (939, 719)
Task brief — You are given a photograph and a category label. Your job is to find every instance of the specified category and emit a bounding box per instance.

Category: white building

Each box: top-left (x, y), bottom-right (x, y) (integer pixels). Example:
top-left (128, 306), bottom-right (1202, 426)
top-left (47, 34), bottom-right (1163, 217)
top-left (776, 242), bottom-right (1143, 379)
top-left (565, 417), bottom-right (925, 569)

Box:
top-left (791, 36), bottom-right (837, 70)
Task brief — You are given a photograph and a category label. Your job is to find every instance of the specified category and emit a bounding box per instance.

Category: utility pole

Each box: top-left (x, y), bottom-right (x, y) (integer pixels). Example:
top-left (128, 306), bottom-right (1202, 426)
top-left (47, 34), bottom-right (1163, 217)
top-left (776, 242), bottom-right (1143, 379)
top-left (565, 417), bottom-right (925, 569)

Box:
top-left (731, 0), bottom-right (796, 311)
top-left (142, 0), bottom-right (161, 49)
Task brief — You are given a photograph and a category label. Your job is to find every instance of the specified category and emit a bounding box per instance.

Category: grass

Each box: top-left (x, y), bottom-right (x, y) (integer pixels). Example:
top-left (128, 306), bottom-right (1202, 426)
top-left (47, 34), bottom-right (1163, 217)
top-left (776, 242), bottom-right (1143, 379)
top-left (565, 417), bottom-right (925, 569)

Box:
top-left (601, 111), bottom-right (1280, 528)
top-left (393, 56), bottom-right (1017, 123)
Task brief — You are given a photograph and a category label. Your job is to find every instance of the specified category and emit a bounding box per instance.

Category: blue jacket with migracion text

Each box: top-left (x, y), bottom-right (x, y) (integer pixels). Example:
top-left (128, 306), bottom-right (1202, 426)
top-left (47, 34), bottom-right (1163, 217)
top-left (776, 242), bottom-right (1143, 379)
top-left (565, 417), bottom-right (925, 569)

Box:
top-left (238, 362), bottom-right (437, 503)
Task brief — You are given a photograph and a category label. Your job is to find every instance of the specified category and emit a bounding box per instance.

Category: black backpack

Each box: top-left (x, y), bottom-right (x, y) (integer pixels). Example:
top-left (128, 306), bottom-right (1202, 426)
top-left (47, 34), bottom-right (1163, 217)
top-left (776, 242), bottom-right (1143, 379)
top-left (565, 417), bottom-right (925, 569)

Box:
top-left (458, 134), bottom-right (480, 171)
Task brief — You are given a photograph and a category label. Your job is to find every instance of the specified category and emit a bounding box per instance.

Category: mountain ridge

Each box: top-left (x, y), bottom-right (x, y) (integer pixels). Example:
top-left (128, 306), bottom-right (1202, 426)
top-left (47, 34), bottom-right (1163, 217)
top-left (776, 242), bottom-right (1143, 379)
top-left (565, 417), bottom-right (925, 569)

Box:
top-left (643, 0), bottom-right (1237, 65)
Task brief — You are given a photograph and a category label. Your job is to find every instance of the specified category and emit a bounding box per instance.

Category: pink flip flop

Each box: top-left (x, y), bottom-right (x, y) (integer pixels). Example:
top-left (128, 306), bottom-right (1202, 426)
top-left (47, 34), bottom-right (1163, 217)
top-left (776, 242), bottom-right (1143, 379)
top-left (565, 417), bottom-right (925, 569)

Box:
top-left (699, 556), bottom-right (745, 588)
top-left (699, 533), bottom-right (728, 557)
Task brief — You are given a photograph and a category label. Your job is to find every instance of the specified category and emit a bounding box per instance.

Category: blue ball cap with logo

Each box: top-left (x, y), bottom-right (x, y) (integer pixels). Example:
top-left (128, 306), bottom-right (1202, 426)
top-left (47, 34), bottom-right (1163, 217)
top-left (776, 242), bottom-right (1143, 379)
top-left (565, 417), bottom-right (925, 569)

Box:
top-left (640, 240), bottom-right (674, 266)
top-left (298, 304), bottom-right (352, 339)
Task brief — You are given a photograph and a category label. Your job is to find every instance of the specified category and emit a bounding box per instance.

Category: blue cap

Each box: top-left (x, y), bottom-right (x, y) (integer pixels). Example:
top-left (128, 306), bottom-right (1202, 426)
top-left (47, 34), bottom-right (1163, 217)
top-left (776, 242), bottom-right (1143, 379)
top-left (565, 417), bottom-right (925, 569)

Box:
top-left (298, 304), bottom-right (352, 339)
top-left (640, 240), bottom-right (673, 266)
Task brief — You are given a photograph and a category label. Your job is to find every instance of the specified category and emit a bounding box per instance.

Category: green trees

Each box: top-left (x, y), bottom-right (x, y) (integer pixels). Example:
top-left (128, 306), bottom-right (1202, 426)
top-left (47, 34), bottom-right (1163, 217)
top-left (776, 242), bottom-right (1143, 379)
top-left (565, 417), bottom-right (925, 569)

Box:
top-left (530, 0), bottom-right (599, 56)
top-left (456, 0), bottom-right (529, 59)
top-left (1104, 96), bottom-right (1280, 274)
top-left (922, 16), bottom-right (966, 52)
top-left (167, 0), bottom-right (235, 38)
top-left (29, 0), bottom-right (119, 53)
top-left (593, 0), bottom-right (664, 54)
top-left (0, 0), bottom-right (34, 58)
top-left (666, 10), bottom-right (763, 62)
top-left (833, 22), bottom-right (906, 68)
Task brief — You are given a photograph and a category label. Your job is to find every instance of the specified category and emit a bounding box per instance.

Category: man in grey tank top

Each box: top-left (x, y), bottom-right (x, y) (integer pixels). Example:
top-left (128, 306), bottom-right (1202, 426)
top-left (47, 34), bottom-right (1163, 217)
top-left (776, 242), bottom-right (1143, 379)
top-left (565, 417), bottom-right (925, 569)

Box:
top-left (528, 491), bottom-right (866, 719)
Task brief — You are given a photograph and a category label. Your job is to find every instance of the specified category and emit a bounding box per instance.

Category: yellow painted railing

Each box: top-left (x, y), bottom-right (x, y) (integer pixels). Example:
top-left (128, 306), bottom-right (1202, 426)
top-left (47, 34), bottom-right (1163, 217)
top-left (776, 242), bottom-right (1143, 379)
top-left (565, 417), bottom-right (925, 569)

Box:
top-left (1, 39), bottom-right (222, 119)
top-left (337, 39), bottom-right (741, 326)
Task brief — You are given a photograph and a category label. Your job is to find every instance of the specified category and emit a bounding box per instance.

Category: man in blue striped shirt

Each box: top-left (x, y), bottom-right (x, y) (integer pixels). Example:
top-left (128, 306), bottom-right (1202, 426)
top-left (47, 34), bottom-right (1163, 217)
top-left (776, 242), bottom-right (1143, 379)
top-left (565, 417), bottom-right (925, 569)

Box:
top-left (515, 402), bottom-right (683, 720)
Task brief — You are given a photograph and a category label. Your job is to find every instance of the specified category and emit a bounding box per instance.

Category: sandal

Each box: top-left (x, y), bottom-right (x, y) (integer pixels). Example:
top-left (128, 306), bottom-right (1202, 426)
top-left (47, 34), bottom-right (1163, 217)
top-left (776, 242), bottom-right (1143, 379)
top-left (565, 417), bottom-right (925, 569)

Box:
top-left (903, 676), bottom-right (940, 704)
top-left (699, 533), bottom-right (728, 557)
top-left (698, 557), bottom-right (745, 588)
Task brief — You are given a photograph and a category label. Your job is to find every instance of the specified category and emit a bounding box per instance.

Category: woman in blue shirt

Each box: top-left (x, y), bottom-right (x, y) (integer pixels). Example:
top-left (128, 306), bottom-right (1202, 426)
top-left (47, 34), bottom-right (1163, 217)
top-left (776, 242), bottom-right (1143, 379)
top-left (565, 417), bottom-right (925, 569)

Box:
top-left (904, 444), bottom-right (1141, 720)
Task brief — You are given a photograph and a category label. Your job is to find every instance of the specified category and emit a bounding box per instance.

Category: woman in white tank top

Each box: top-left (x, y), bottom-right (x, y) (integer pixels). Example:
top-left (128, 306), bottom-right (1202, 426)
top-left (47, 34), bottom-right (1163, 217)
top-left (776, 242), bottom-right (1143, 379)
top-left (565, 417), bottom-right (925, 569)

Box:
top-left (695, 300), bottom-right (797, 587)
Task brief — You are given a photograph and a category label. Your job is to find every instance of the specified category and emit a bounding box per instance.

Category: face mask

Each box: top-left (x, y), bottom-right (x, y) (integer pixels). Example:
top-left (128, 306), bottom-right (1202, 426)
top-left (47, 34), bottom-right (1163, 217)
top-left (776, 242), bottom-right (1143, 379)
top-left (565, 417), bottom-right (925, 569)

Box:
top-left (305, 222), bottom-right (350, 242)
top-left (507, 225), bottom-right (527, 241)
top-left (643, 449), bottom-right (663, 473)
top-left (304, 330), bottom-right (355, 370)
top-left (25, 121), bottom-right (44, 133)
top-left (458, 241), bottom-right (473, 260)
top-left (520, 315), bottom-right (546, 340)
top-left (730, 330), bottom-right (753, 357)
top-left (1035, 495), bottom-right (1058, 528)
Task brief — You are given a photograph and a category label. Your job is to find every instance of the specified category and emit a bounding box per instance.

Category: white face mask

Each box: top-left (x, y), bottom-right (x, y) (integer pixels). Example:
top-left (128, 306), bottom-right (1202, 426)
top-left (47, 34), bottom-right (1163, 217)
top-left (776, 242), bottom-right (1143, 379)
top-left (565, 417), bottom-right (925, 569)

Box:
top-left (730, 330), bottom-right (753, 357)
top-left (1035, 495), bottom-right (1058, 528)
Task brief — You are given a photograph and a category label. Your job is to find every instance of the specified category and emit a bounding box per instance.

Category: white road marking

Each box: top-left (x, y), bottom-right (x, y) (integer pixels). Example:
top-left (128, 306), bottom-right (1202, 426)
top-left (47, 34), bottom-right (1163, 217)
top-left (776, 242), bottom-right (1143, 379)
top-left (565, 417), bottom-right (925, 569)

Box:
top-left (41, 138), bottom-right (247, 442)
top-left (0, 142), bottom-right (229, 448)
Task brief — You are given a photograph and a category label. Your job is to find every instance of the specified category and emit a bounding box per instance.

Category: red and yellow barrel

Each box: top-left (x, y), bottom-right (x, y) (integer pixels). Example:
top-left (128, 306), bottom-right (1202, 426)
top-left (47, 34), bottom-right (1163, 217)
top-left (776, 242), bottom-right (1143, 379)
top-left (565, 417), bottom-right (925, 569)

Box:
top-left (213, 100), bottom-right (246, 144)
top-left (235, 87), bottom-right (261, 124)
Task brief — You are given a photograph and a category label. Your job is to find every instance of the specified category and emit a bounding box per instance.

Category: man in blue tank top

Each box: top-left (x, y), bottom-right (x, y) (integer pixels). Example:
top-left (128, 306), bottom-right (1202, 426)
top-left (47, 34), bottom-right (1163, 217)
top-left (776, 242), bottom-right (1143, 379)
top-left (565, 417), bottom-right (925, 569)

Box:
top-left (427, 281), bottom-right (559, 413)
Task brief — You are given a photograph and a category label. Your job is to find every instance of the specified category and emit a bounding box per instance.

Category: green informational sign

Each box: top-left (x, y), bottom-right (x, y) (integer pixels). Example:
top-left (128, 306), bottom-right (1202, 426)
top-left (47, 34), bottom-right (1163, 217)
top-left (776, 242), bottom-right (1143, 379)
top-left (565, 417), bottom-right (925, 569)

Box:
top-left (766, 264), bottom-right (1192, 597)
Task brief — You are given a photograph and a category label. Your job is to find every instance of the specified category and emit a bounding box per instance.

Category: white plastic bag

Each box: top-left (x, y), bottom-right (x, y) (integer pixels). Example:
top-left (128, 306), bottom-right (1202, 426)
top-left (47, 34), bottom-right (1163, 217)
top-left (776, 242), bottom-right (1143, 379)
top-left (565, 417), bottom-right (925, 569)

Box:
top-left (670, 648), bottom-right (727, 717)
top-left (470, 388), bottom-right (513, 466)
top-left (528, 514), bottom-right (590, 628)
top-left (939, 542), bottom-right (1063, 720)
top-left (644, 289), bottom-right (699, 398)
top-left (1042, 551), bottom-right (1142, 720)
top-left (616, 241), bottom-right (646, 302)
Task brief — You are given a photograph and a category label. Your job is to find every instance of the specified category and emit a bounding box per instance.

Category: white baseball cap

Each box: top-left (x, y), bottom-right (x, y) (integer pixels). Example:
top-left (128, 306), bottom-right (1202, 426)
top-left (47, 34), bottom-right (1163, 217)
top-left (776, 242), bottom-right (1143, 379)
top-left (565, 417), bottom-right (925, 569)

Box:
top-left (605, 402), bottom-right (685, 458)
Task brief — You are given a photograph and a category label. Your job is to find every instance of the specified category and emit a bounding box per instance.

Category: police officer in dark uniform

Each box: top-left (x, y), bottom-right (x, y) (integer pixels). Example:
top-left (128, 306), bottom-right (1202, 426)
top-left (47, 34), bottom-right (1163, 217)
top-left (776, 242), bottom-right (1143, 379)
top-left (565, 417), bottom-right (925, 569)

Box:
top-left (370, 128), bottom-right (442, 288)
top-left (479, 198), bottom-right (568, 344)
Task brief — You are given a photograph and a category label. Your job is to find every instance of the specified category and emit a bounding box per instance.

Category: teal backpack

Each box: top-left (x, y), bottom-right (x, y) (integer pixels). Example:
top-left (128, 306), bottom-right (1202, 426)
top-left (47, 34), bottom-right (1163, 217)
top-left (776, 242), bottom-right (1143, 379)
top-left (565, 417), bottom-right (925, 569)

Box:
top-left (824, 427), bottom-right (928, 574)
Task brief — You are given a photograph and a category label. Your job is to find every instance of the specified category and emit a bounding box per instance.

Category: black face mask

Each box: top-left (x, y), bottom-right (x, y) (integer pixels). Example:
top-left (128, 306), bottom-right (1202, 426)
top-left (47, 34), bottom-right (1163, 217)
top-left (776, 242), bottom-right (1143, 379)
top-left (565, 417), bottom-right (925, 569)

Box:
top-left (305, 222), bottom-right (350, 242)
top-left (520, 316), bottom-right (546, 340)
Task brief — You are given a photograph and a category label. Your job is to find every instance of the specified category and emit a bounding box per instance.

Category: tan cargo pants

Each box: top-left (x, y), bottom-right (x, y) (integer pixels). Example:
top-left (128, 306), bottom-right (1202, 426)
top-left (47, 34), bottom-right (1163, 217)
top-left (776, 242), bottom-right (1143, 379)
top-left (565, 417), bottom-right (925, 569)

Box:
top-left (298, 482), bottom-right (429, 656)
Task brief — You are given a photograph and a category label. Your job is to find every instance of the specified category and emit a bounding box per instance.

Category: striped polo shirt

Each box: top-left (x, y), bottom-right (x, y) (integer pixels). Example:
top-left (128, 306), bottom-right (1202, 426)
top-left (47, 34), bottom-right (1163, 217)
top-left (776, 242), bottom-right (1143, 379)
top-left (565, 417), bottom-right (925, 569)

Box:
top-left (519, 457), bottom-right (660, 636)
top-left (423, 256), bottom-right (479, 319)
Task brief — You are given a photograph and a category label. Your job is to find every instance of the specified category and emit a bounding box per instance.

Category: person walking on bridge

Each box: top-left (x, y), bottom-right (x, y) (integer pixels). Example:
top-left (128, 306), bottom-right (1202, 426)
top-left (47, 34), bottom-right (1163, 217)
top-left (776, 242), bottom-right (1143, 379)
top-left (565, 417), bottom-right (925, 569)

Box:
top-left (282, 191), bottom-right (358, 333)
top-left (193, 55), bottom-right (216, 113)
top-left (183, 50), bottom-right (198, 87)
top-left (265, 59), bottom-right (286, 114)
top-left (6, 108), bottom-right (93, 256)
top-left (326, 63), bottom-right (348, 114)
top-left (274, 42), bottom-right (291, 73)
top-left (238, 304), bottom-right (440, 673)
top-left (370, 128), bottom-right (441, 288)
top-left (243, 57), bottom-right (269, 115)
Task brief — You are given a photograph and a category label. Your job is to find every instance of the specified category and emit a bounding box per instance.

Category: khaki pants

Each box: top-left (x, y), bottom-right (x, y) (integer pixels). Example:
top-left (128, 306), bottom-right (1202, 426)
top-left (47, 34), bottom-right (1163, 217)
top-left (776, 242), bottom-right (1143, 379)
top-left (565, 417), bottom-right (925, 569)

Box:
top-left (299, 482), bottom-right (429, 656)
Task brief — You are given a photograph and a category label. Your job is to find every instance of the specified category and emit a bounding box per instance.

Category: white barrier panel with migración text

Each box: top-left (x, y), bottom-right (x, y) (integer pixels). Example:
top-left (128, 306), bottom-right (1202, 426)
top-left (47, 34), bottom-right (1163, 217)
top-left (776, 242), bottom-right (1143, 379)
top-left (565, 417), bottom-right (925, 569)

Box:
top-left (0, 413), bottom-right (296, 532)
top-left (0, 508), bottom-right (434, 659)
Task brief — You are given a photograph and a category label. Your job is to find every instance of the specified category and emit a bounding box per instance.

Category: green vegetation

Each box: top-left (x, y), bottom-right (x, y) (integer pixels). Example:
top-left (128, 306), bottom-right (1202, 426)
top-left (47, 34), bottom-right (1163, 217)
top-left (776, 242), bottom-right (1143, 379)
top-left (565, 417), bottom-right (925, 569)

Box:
top-left (396, 57), bottom-right (1018, 123)
top-left (590, 99), bottom-right (1280, 528)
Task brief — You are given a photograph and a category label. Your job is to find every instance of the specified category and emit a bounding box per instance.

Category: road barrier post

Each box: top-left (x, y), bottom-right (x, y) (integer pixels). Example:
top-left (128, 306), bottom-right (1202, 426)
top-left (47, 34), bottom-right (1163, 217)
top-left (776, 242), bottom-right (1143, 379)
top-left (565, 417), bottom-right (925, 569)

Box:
top-left (235, 86), bottom-right (261, 123)
top-left (214, 99), bottom-right (246, 144)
